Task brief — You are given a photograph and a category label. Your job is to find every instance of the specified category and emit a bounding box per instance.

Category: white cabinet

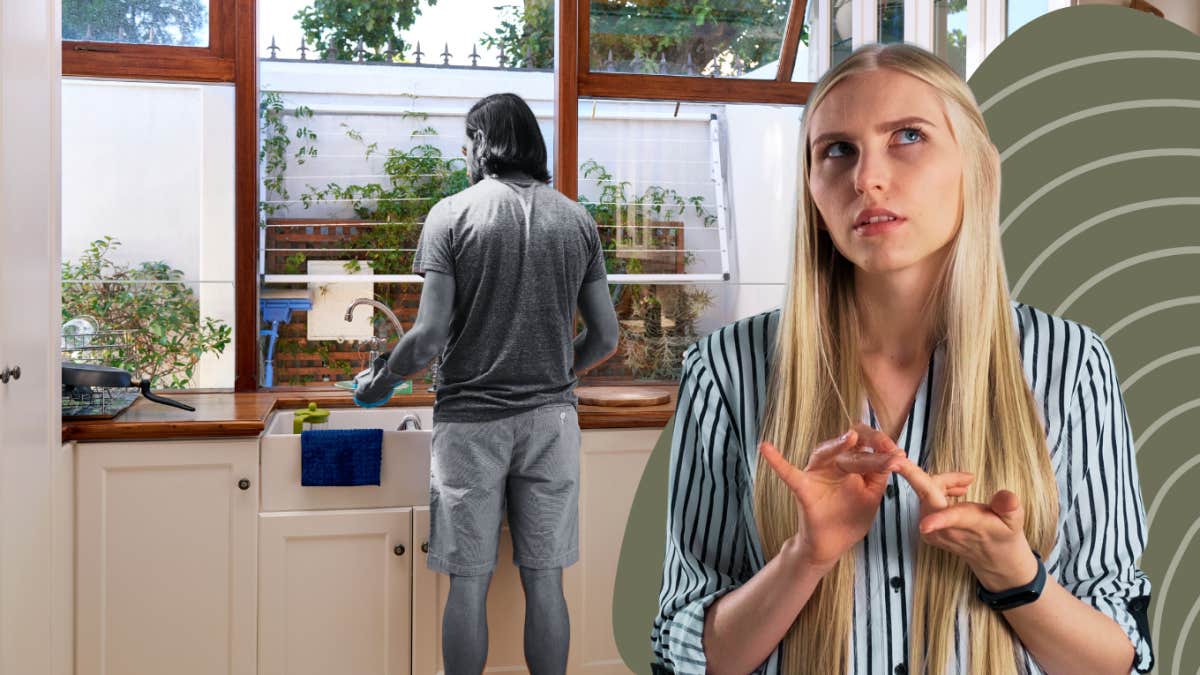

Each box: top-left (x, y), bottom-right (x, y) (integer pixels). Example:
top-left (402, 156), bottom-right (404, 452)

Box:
top-left (74, 422), bottom-right (661, 675)
top-left (75, 439), bottom-right (259, 675)
top-left (258, 508), bottom-right (413, 675)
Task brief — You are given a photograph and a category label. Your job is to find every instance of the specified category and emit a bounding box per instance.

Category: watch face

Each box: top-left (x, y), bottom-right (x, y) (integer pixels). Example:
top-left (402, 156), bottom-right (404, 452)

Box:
top-left (995, 590), bottom-right (1040, 610)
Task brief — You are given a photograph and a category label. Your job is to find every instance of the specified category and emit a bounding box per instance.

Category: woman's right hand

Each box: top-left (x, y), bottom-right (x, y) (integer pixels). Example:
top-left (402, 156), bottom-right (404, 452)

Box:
top-left (758, 425), bottom-right (973, 570)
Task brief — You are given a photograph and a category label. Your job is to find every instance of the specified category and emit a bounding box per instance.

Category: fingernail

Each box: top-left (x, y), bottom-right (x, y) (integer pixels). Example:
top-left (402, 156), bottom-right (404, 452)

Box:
top-left (839, 430), bottom-right (852, 442)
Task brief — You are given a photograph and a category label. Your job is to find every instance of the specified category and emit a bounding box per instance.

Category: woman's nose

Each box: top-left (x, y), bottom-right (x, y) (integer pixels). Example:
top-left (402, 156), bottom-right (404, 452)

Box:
top-left (853, 149), bottom-right (891, 195)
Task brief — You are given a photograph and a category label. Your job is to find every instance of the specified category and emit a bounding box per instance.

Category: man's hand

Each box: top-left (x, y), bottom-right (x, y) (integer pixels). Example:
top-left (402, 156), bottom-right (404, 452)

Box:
top-left (352, 355), bottom-right (396, 408)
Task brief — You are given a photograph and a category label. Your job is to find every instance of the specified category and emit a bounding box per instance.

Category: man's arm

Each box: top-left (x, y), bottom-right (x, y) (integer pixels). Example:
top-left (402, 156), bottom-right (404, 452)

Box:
top-left (354, 270), bottom-right (454, 404)
top-left (574, 278), bottom-right (619, 376)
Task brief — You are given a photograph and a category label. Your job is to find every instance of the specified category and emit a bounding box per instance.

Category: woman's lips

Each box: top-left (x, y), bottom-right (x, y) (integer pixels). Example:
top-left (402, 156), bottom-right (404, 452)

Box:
top-left (853, 216), bottom-right (906, 237)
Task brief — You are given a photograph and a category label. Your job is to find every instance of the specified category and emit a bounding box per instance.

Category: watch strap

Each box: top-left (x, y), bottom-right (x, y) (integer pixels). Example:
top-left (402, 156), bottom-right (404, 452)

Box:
top-left (976, 549), bottom-right (1046, 611)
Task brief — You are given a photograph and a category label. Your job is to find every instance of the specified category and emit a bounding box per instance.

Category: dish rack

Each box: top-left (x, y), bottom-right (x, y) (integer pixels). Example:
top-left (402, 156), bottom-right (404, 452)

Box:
top-left (61, 325), bottom-right (141, 420)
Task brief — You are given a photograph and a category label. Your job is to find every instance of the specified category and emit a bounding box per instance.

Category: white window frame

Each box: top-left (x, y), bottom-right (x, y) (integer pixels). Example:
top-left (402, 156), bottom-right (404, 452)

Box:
top-left (829, 0), bottom-right (1066, 78)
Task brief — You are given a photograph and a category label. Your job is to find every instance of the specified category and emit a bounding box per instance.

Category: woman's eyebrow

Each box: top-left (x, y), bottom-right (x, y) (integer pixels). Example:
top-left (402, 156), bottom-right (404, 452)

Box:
top-left (811, 115), bottom-right (937, 147)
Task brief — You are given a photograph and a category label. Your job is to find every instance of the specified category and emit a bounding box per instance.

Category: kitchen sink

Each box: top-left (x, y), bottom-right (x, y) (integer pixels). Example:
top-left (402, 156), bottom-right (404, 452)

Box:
top-left (259, 406), bottom-right (435, 512)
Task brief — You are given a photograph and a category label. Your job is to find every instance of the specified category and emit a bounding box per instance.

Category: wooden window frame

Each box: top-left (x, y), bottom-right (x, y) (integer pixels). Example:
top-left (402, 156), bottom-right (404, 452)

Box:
top-left (555, 0), bottom-right (814, 199)
top-left (62, 0), bottom-right (238, 82)
top-left (63, 0), bottom-right (259, 392)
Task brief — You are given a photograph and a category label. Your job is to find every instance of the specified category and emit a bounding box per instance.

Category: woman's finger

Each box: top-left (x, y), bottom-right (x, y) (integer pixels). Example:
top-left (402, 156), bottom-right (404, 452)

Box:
top-left (890, 457), bottom-right (949, 510)
top-left (850, 423), bottom-right (904, 456)
top-left (833, 450), bottom-right (903, 476)
top-left (759, 440), bottom-right (804, 492)
top-left (803, 429), bottom-right (859, 469)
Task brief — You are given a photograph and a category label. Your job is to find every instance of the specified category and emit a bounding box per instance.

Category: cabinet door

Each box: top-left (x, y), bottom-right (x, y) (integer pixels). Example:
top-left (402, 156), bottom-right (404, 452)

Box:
top-left (572, 428), bottom-right (658, 675)
top-left (411, 506), bottom-right (529, 674)
top-left (76, 439), bottom-right (259, 675)
top-left (259, 508), bottom-right (413, 675)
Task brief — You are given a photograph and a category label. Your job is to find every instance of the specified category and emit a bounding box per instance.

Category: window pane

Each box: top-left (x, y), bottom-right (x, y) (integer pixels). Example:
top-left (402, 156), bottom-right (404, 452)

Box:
top-left (1007, 0), bottom-right (1047, 36)
top-left (878, 0), bottom-right (905, 43)
top-left (933, 0), bottom-right (967, 78)
top-left (61, 79), bottom-right (235, 390)
top-left (63, 0), bottom-right (211, 48)
top-left (832, 0), bottom-right (854, 69)
top-left (574, 99), bottom-right (805, 383)
top-left (589, 0), bottom-right (793, 78)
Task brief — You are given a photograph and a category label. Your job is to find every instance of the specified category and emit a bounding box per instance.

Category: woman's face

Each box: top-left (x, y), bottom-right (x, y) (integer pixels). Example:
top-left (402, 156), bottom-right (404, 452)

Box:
top-left (806, 68), bottom-right (964, 277)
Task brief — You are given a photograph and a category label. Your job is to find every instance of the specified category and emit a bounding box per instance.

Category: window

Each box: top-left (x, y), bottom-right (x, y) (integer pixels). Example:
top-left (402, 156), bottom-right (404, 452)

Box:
top-left (61, 79), bottom-right (237, 390)
top-left (62, 0), bottom-right (241, 83)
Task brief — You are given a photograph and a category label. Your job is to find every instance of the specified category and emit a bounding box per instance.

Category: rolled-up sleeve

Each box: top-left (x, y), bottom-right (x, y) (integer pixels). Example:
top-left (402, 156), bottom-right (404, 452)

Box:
top-left (1056, 329), bottom-right (1155, 674)
top-left (651, 348), bottom-right (755, 674)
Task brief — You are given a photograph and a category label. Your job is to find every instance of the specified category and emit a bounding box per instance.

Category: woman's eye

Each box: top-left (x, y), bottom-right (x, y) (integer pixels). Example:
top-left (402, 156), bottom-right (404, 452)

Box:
top-left (898, 127), bottom-right (924, 144)
top-left (824, 142), bottom-right (851, 158)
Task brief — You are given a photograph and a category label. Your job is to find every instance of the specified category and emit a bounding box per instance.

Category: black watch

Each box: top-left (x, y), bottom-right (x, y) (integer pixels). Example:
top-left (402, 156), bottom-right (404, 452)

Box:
top-left (976, 549), bottom-right (1045, 611)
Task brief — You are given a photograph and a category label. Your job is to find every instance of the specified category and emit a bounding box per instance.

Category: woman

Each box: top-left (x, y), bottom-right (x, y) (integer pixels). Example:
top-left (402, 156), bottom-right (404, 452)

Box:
top-left (651, 43), bottom-right (1154, 675)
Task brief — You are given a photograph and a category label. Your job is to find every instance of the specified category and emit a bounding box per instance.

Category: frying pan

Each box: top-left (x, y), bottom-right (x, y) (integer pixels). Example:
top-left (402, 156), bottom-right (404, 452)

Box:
top-left (61, 363), bottom-right (196, 412)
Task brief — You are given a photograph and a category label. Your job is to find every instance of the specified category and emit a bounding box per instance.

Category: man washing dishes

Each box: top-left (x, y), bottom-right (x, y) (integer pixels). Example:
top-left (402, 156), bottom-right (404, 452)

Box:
top-left (352, 92), bottom-right (620, 675)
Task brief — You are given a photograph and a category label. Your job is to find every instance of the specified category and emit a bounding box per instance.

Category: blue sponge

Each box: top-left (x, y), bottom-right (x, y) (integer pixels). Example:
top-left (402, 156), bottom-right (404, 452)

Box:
top-left (353, 389), bottom-right (391, 408)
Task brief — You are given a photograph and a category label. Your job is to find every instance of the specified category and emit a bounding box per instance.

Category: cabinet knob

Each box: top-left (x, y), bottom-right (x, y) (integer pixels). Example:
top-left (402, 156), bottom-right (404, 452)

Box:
top-left (0, 366), bottom-right (18, 383)
top-left (394, 544), bottom-right (406, 556)
top-left (421, 542), bottom-right (428, 553)
top-left (238, 478), bottom-right (251, 490)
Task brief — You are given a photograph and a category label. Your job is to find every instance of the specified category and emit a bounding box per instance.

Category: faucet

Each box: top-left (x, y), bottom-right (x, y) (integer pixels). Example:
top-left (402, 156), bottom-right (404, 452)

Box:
top-left (345, 298), bottom-right (405, 366)
top-left (396, 412), bottom-right (422, 431)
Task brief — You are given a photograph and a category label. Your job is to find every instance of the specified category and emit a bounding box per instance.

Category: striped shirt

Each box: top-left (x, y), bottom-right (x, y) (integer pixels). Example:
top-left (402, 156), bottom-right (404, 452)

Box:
top-left (651, 301), bottom-right (1154, 674)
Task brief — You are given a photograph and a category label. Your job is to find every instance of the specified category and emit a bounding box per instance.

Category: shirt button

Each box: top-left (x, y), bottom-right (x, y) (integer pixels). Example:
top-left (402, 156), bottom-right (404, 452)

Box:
top-left (890, 576), bottom-right (903, 591)
top-left (886, 484), bottom-right (897, 499)
top-left (894, 663), bottom-right (907, 675)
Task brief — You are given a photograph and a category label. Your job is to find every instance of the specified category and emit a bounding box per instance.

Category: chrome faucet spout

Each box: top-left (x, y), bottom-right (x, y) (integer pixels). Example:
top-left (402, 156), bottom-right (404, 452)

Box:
top-left (344, 298), bottom-right (406, 340)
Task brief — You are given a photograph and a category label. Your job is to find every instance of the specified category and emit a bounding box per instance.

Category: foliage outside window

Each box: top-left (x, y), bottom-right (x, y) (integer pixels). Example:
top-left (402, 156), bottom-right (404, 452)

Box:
top-left (293, 0), bottom-right (436, 62)
top-left (61, 236), bottom-right (232, 388)
top-left (63, 0), bottom-right (210, 47)
top-left (484, 0), bottom-right (808, 74)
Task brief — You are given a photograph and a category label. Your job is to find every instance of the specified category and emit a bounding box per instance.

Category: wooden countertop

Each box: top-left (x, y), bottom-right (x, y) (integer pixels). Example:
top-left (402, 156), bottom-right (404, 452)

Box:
top-left (62, 386), bottom-right (678, 442)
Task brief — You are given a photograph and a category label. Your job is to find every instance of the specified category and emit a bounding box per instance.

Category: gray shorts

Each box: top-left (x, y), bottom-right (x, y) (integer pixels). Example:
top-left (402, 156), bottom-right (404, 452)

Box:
top-left (427, 403), bottom-right (580, 576)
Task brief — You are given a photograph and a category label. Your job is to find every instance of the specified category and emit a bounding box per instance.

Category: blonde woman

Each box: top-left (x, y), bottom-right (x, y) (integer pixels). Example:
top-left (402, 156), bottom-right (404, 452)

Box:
top-left (651, 43), bottom-right (1153, 675)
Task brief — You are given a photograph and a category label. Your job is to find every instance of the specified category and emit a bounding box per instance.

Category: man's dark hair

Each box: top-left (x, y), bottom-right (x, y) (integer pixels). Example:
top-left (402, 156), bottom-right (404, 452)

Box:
top-left (464, 93), bottom-right (551, 184)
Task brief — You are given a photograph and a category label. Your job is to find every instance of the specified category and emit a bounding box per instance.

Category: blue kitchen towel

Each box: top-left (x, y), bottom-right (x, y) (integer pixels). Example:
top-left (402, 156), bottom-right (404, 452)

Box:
top-left (301, 428), bottom-right (383, 486)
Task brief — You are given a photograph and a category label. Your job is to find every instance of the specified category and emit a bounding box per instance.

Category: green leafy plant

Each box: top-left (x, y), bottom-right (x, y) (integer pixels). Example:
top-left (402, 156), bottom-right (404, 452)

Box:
top-left (61, 236), bottom-right (232, 389)
top-left (577, 157), bottom-right (714, 279)
top-left (259, 91), bottom-right (292, 223)
top-left (484, 0), bottom-right (806, 73)
top-left (621, 285), bottom-right (714, 380)
top-left (296, 120), bottom-right (469, 274)
top-left (294, 0), bottom-right (433, 62)
top-left (63, 0), bottom-right (207, 46)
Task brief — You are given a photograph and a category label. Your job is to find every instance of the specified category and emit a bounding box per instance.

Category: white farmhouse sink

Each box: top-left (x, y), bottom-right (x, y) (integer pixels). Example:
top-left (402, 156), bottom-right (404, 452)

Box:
top-left (263, 406), bottom-right (435, 435)
top-left (259, 407), bottom-right (435, 512)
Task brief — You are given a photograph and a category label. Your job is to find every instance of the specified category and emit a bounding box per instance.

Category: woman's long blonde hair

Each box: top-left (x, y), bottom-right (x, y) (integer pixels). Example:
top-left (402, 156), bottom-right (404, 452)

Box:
top-left (755, 43), bottom-right (1059, 674)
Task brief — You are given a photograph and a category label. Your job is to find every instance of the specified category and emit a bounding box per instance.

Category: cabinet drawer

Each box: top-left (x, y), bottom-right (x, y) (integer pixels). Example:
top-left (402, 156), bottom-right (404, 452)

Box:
top-left (260, 431), bottom-right (431, 511)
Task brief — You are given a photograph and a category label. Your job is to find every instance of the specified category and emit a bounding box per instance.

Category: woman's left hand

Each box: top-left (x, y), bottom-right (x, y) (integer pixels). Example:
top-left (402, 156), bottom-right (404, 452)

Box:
top-left (890, 457), bottom-right (1040, 592)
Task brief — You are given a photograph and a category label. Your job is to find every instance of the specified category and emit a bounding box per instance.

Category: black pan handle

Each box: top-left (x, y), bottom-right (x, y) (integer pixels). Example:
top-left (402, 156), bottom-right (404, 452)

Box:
top-left (137, 380), bottom-right (196, 412)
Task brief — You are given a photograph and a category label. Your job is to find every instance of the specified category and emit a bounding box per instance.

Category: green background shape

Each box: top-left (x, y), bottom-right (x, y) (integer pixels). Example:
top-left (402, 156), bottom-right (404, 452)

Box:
top-left (612, 6), bottom-right (1200, 673)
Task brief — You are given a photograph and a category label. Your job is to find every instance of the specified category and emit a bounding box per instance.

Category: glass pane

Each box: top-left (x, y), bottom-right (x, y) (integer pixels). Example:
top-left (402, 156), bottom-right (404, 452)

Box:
top-left (575, 99), bottom-right (796, 383)
top-left (62, 79), bottom-right (235, 390)
top-left (1007, 0), bottom-right (1047, 36)
top-left (878, 0), bottom-right (905, 43)
top-left (63, 0), bottom-right (210, 48)
top-left (589, 0), bottom-right (792, 78)
top-left (832, 0), bottom-right (854, 69)
top-left (933, 0), bottom-right (967, 79)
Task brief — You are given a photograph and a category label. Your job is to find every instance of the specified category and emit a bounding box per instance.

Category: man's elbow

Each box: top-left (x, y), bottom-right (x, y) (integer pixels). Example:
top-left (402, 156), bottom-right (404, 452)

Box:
top-left (410, 324), bottom-right (449, 363)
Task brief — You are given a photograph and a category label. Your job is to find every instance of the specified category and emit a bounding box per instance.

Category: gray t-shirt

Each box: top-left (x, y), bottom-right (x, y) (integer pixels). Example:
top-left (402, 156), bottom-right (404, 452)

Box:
top-left (412, 171), bottom-right (608, 422)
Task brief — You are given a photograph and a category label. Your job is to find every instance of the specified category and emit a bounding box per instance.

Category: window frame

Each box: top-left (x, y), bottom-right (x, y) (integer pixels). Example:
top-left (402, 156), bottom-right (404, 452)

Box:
top-left (554, 0), bottom-right (815, 198)
top-left (62, 0), bottom-right (237, 82)
top-left (63, 0), bottom-right (259, 392)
